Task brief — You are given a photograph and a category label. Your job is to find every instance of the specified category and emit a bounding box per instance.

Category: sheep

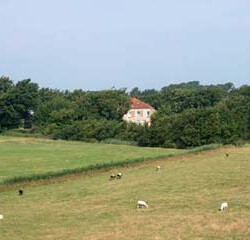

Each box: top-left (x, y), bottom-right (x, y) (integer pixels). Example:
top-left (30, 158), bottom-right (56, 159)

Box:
top-left (219, 202), bottom-right (228, 211)
top-left (137, 200), bottom-right (148, 209)
top-left (18, 189), bottom-right (23, 196)
top-left (109, 174), bottom-right (116, 180)
top-left (116, 172), bottom-right (122, 179)
top-left (156, 165), bottom-right (161, 171)
top-left (0, 215), bottom-right (3, 220)
top-left (226, 153), bottom-right (229, 157)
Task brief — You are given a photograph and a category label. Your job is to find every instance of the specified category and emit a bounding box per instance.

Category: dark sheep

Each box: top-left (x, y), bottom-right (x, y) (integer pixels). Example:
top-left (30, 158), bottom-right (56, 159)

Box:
top-left (18, 189), bottom-right (24, 196)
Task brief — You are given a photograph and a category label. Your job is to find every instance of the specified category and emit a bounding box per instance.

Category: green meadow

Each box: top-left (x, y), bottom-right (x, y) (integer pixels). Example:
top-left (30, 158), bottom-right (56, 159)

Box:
top-left (0, 137), bottom-right (249, 239)
top-left (0, 136), bottom-right (186, 183)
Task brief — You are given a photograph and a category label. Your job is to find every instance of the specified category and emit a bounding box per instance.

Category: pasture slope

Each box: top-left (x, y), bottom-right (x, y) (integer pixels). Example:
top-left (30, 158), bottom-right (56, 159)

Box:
top-left (0, 137), bottom-right (249, 239)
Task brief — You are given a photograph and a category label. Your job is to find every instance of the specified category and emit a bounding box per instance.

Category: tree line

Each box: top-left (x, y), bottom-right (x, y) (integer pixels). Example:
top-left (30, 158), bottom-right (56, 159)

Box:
top-left (0, 76), bottom-right (249, 148)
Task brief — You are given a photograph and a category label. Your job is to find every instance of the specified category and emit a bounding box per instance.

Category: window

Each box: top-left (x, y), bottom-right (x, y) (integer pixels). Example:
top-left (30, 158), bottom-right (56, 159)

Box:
top-left (147, 111), bottom-right (150, 117)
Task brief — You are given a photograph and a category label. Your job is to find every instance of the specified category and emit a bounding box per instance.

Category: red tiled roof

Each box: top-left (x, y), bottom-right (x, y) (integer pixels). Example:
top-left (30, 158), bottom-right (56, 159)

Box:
top-left (130, 97), bottom-right (154, 109)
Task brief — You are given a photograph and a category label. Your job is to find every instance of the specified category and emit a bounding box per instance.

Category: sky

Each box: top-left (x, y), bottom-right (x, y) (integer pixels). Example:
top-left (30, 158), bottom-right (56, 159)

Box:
top-left (1, 0), bottom-right (250, 91)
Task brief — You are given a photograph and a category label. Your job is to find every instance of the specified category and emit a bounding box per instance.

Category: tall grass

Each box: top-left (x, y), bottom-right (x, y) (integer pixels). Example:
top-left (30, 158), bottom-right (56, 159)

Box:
top-left (2, 128), bottom-right (43, 138)
top-left (101, 138), bottom-right (138, 146)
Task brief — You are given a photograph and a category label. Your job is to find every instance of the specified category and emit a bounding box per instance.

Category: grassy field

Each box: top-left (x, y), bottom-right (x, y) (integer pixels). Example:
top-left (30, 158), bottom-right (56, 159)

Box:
top-left (0, 141), bottom-right (249, 239)
top-left (0, 136), bottom-right (186, 182)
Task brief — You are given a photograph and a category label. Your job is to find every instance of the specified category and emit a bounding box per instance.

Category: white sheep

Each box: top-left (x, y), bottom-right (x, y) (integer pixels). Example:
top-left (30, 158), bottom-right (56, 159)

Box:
top-left (156, 165), bottom-right (161, 171)
top-left (137, 200), bottom-right (148, 208)
top-left (0, 215), bottom-right (3, 220)
top-left (117, 172), bottom-right (122, 179)
top-left (109, 174), bottom-right (116, 180)
top-left (219, 202), bottom-right (228, 211)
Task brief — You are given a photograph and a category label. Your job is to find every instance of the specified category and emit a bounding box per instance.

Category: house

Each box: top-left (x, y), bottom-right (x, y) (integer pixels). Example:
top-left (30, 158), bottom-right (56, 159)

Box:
top-left (123, 97), bottom-right (156, 126)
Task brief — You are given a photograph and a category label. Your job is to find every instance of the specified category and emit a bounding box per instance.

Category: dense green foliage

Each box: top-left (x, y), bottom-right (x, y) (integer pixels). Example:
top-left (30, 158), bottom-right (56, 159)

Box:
top-left (0, 75), bottom-right (249, 148)
top-left (0, 77), bottom-right (38, 130)
top-left (136, 84), bottom-right (250, 148)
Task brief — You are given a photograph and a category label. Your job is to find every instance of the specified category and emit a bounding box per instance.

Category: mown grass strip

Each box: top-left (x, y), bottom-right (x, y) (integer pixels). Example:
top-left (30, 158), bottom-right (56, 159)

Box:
top-left (2, 144), bottom-right (221, 185)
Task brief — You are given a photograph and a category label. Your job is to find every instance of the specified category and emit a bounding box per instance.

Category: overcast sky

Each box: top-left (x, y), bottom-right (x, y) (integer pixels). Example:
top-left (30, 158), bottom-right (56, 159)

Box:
top-left (1, 0), bottom-right (250, 91)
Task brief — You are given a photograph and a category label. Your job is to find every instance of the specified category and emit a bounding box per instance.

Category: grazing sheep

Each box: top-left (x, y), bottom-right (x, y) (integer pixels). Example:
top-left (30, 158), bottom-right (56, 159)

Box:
top-left (0, 215), bottom-right (3, 220)
top-left (156, 165), bottom-right (161, 171)
top-left (137, 200), bottom-right (148, 209)
top-left (226, 153), bottom-right (229, 157)
top-left (117, 173), bottom-right (122, 179)
top-left (219, 202), bottom-right (228, 211)
top-left (109, 174), bottom-right (116, 180)
top-left (18, 189), bottom-right (23, 196)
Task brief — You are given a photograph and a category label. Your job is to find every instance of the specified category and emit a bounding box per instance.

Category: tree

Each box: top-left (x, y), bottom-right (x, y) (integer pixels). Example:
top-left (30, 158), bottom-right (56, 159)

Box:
top-left (72, 90), bottom-right (130, 121)
top-left (8, 79), bottom-right (39, 128)
top-left (0, 76), bottom-right (13, 93)
top-left (0, 76), bottom-right (19, 130)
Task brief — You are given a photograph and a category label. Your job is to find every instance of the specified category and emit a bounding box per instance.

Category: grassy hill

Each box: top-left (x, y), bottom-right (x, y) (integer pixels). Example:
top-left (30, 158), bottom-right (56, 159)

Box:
top-left (0, 140), bottom-right (249, 239)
